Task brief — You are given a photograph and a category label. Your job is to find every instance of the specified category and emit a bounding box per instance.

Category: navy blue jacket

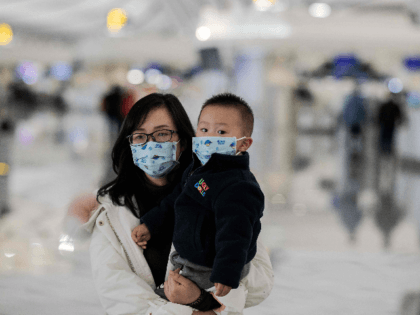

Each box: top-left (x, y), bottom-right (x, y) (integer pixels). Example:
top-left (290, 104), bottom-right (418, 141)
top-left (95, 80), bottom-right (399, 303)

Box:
top-left (140, 152), bottom-right (264, 288)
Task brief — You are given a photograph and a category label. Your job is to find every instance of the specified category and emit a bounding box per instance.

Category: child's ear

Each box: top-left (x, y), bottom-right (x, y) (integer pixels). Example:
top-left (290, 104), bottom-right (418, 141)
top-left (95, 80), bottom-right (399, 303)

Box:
top-left (239, 137), bottom-right (253, 152)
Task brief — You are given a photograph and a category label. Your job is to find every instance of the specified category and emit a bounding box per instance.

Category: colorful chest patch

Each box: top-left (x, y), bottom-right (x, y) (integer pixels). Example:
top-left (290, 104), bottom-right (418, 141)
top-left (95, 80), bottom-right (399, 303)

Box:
top-left (194, 178), bottom-right (209, 196)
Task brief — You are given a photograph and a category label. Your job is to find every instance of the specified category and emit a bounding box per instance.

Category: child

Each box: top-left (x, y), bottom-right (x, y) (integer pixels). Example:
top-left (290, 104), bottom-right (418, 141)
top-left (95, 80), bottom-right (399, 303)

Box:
top-left (132, 93), bottom-right (264, 313)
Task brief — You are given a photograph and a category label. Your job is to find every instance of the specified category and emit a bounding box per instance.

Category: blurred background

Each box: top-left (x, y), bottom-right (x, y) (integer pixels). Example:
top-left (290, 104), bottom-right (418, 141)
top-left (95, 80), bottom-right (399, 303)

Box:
top-left (1, 0), bottom-right (420, 314)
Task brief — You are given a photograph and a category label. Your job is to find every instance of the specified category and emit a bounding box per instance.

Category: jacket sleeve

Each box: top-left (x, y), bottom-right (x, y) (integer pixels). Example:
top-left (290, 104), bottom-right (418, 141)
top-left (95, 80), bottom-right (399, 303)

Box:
top-left (90, 224), bottom-right (194, 315)
top-left (140, 181), bottom-right (183, 237)
top-left (210, 182), bottom-right (264, 288)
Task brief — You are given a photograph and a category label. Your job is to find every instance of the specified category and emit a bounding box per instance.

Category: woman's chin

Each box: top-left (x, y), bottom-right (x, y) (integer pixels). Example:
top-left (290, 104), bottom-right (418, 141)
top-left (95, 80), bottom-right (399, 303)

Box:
top-left (145, 173), bottom-right (168, 187)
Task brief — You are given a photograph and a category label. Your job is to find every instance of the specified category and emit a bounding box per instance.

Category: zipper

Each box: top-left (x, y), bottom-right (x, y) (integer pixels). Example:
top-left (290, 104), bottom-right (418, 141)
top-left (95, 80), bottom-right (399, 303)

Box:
top-left (185, 158), bottom-right (205, 187)
top-left (105, 212), bottom-right (136, 274)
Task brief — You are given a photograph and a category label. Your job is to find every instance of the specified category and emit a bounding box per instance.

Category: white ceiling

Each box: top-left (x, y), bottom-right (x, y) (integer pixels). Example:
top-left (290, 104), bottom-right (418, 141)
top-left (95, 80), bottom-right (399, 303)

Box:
top-left (1, 0), bottom-right (420, 65)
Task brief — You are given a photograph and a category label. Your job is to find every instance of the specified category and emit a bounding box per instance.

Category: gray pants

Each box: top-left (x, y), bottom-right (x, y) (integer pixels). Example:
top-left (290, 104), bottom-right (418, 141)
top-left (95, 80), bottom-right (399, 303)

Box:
top-left (170, 251), bottom-right (250, 289)
top-left (155, 251), bottom-right (250, 299)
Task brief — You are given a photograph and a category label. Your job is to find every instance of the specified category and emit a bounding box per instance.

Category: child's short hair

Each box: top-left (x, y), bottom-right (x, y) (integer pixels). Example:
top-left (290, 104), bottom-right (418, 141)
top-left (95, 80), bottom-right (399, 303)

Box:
top-left (199, 93), bottom-right (254, 136)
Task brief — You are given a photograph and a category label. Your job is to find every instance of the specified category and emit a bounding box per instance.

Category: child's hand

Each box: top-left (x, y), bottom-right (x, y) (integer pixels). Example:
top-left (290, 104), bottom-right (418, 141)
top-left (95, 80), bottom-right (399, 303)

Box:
top-left (214, 283), bottom-right (232, 297)
top-left (131, 223), bottom-right (151, 249)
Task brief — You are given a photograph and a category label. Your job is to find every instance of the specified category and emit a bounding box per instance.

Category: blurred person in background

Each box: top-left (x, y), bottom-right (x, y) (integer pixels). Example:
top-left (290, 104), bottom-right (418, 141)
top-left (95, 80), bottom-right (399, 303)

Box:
top-left (373, 92), bottom-right (407, 248)
top-left (377, 92), bottom-right (405, 157)
top-left (342, 81), bottom-right (366, 141)
top-left (100, 85), bottom-right (125, 185)
top-left (335, 80), bottom-right (367, 242)
top-left (102, 85), bottom-right (125, 133)
top-left (376, 91), bottom-right (406, 190)
top-left (0, 80), bottom-right (38, 218)
top-left (7, 81), bottom-right (39, 120)
top-left (0, 110), bottom-right (14, 218)
top-left (69, 93), bottom-right (273, 315)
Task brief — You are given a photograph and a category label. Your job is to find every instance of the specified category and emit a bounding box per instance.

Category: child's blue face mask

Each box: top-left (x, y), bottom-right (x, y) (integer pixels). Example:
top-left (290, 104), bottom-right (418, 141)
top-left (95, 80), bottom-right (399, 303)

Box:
top-left (192, 136), bottom-right (246, 165)
top-left (130, 141), bottom-right (180, 178)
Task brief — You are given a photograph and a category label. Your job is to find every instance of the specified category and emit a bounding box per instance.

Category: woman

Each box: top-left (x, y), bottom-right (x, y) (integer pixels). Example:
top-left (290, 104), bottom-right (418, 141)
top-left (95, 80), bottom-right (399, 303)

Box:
top-left (73, 93), bottom-right (273, 314)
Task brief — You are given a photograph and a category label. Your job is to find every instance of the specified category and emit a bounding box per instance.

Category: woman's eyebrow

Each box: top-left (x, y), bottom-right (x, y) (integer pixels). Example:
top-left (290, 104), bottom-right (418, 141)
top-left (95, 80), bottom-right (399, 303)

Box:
top-left (153, 124), bottom-right (171, 130)
top-left (135, 124), bottom-right (171, 132)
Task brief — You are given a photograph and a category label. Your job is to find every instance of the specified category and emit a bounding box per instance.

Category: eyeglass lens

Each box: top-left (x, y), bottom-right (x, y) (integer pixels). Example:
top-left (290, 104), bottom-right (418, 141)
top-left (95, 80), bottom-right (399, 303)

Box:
top-left (131, 130), bottom-right (173, 144)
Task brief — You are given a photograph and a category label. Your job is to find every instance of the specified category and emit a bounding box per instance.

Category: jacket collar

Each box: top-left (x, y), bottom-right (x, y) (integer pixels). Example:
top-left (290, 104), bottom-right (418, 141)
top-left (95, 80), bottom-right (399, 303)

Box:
top-left (192, 151), bottom-right (250, 171)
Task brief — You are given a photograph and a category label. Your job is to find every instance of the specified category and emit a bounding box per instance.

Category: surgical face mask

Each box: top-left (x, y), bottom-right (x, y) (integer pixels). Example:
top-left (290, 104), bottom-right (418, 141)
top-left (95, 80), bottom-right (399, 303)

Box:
top-left (192, 136), bottom-right (246, 165)
top-left (130, 141), bottom-right (180, 178)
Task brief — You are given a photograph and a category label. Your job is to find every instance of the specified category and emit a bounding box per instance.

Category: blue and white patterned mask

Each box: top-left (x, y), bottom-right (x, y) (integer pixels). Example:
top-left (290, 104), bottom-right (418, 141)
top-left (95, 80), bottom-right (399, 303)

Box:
top-left (130, 141), bottom-right (180, 178)
top-left (192, 136), bottom-right (245, 165)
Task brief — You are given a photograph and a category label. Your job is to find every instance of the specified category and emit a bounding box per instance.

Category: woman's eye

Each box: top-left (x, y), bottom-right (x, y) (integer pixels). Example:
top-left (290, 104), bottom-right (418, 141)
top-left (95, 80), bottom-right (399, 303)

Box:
top-left (217, 130), bottom-right (226, 134)
top-left (200, 128), bottom-right (208, 132)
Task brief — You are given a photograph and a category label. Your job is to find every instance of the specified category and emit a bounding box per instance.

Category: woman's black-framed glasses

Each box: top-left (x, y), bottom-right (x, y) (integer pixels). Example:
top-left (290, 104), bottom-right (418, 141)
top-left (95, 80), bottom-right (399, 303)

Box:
top-left (127, 129), bottom-right (178, 145)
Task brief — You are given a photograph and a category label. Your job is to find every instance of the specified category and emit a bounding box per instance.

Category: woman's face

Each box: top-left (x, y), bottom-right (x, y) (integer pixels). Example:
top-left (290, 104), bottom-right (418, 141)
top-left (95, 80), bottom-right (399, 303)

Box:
top-left (132, 106), bottom-right (185, 182)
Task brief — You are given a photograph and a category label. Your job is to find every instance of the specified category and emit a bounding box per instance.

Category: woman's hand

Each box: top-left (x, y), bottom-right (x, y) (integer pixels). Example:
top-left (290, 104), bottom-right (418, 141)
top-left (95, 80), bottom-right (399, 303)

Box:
top-left (164, 268), bottom-right (201, 305)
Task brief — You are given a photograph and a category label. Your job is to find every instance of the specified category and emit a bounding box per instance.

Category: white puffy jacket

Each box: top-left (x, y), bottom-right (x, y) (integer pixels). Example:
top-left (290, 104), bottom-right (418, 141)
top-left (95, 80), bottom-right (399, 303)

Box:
top-left (82, 194), bottom-right (274, 315)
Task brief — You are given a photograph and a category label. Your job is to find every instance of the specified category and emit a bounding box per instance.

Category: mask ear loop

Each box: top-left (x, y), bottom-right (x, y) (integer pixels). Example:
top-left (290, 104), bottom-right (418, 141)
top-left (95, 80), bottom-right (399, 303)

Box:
top-left (174, 140), bottom-right (182, 162)
top-left (235, 137), bottom-right (247, 155)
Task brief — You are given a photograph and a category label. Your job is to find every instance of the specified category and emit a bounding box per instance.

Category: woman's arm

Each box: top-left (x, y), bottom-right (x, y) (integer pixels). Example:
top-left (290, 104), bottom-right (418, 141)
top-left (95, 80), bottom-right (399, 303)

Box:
top-left (90, 225), bottom-right (195, 315)
top-left (242, 238), bottom-right (274, 308)
top-left (68, 192), bottom-right (99, 224)
top-left (164, 239), bottom-right (274, 314)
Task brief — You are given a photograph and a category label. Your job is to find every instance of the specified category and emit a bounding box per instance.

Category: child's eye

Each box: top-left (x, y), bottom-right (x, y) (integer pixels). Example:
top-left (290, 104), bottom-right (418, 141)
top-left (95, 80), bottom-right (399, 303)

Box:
top-left (200, 128), bottom-right (208, 132)
top-left (217, 130), bottom-right (226, 134)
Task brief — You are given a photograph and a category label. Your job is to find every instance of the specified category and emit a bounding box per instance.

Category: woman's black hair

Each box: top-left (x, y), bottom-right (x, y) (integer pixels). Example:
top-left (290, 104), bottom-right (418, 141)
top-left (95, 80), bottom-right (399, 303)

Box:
top-left (97, 93), bottom-right (195, 218)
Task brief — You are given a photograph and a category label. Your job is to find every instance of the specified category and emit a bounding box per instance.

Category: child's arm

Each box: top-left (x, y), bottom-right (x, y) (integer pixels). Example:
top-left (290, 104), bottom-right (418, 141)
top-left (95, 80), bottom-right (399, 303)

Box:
top-left (139, 180), bottom-right (183, 237)
top-left (131, 223), bottom-right (151, 249)
top-left (210, 181), bottom-right (264, 289)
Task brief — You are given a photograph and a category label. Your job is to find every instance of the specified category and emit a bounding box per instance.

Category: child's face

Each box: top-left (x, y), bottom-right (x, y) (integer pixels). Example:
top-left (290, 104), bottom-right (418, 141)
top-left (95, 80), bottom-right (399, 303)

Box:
top-left (197, 105), bottom-right (247, 152)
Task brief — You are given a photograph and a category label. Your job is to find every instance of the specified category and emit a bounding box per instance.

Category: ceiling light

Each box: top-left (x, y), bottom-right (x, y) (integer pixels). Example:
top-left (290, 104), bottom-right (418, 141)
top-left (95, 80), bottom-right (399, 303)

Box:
top-left (0, 23), bottom-right (13, 46)
top-left (309, 3), bottom-right (331, 18)
top-left (107, 8), bottom-right (128, 33)
top-left (127, 69), bottom-right (144, 85)
top-left (253, 0), bottom-right (276, 11)
top-left (196, 26), bottom-right (211, 41)
top-left (145, 69), bottom-right (162, 85)
top-left (388, 78), bottom-right (403, 94)
top-left (156, 75), bottom-right (172, 90)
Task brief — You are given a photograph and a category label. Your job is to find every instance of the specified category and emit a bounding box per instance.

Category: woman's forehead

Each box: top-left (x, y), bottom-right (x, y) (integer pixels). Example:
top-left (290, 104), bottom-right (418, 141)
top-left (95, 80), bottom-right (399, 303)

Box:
top-left (136, 107), bottom-right (175, 130)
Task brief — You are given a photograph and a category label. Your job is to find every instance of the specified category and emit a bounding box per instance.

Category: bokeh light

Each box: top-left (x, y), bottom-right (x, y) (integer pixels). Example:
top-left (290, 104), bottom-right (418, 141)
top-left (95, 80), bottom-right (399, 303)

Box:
top-left (0, 23), bottom-right (13, 46)
top-left (50, 62), bottom-right (72, 81)
top-left (145, 68), bottom-right (162, 85)
top-left (127, 69), bottom-right (144, 85)
top-left (18, 127), bottom-right (34, 145)
top-left (16, 61), bottom-right (39, 85)
top-left (0, 162), bottom-right (9, 176)
top-left (156, 74), bottom-right (172, 90)
top-left (107, 8), bottom-right (128, 33)
top-left (253, 0), bottom-right (276, 11)
top-left (309, 3), bottom-right (332, 18)
top-left (196, 26), bottom-right (211, 41)
top-left (388, 78), bottom-right (403, 93)
top-left (59, 234), bottom-right (75, 254)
